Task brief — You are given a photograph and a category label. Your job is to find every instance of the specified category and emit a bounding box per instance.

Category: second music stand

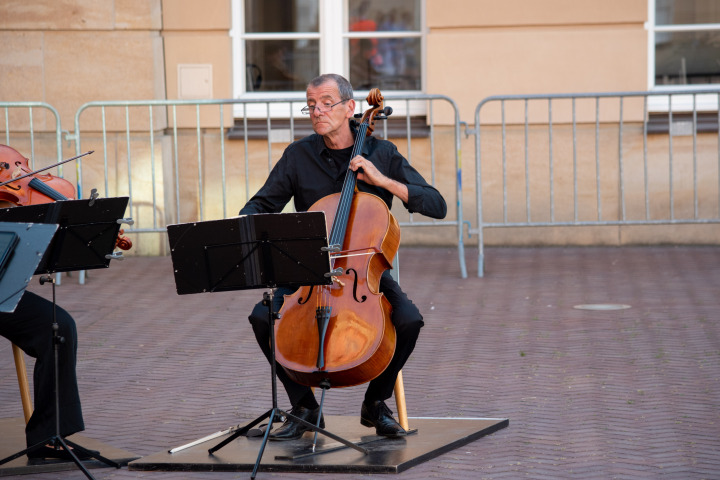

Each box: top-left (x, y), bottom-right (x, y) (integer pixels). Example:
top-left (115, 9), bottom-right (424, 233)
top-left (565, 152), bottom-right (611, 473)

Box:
top-left (0, 198), bottom-right (130, 479)
top-left (167, 212), bottom-right (369, 479)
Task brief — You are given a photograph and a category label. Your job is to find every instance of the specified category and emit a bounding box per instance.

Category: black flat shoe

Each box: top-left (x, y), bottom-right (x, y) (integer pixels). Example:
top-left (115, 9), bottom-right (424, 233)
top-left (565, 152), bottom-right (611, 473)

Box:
top-left (360, 400), bottom-right (407, 438)
top-left (27, 445), bottom-right (99, 461)
top-left (269, 405), bottom-right (324, 441)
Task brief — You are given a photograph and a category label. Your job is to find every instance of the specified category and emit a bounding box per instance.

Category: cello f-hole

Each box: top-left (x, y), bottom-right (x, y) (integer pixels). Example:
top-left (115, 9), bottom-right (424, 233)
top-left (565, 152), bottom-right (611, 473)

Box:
top-left (345, 268), bottom-right (367, 303)
top-left (298, 284), bottom-right (315, 304)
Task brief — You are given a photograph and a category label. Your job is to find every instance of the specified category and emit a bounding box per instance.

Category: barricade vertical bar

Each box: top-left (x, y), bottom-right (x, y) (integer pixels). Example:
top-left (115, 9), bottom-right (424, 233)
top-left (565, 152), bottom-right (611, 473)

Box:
top-left (196, 104), bottom-right (203, 222)
top-left (28, 108), bottom-right (35, 170)
top-left (149, 105), bottom-right (158, 229)
top-left (266, 103), bottom-right (272, 171)
top-left (643, 96), bottom-right (650, 220)
top-left (619, 97), bottom-right (625, 221)
top-left (668, 95), bottom-right (675, 220)
top-left (452, 100), bottom-right (467, 279)
top-left (548, 98), bottom-right (554, 222)
top-left (405, 99), bottom-right (412, 161)
top-left (102, 107), bottom-right (109, 197)
top-left (572, 97), bottom-right (578, 222)
top-left (429, 100), bottom-right (436, 186)
top-left (404, 100), bottom-right (415, 222)
top-left (501, 100), bottom-right (507, 223)
top-left (692, 94), bottom-right (698, 218)
top-left (525, 99), bottom-right (530, 222)
top-left (173, 105), bottom-right (180, 224)
top-left (29, 108), bottom-right (36, 170)
top-left (3, 108), bottom-right (8, 144)
top-left (243, 104), bottom-right (250, 204)
top-left (289, 102), bottom-right (295, 140)
top-left (220, 104), bottom-right (227, 220)
top-left (595, 97), bottom-right (602, 221)
top-left (476, 99), bottom-right (485, 277)
top-left (125, 106), bottom-right (134, 218)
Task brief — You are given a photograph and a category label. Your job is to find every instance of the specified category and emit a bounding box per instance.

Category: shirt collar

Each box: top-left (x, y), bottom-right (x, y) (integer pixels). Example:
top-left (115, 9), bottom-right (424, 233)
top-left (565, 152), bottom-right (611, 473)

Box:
top-left (313, 120), bottom-right (370, 157)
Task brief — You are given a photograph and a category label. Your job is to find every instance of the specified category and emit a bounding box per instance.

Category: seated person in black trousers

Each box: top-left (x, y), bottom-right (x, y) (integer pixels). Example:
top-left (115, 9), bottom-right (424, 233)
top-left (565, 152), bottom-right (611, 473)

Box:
top-left (239, 73), bottom-right (447, 440)
top-left (0, 291), bottom-right (93, 460)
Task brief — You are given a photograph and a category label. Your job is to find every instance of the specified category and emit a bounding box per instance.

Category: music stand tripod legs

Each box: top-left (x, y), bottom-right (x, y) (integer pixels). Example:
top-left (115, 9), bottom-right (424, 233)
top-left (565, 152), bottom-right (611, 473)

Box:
top-left (0, 277), bottom-right (120, 479)
top-left (208, 290), bottom-right (368, 479)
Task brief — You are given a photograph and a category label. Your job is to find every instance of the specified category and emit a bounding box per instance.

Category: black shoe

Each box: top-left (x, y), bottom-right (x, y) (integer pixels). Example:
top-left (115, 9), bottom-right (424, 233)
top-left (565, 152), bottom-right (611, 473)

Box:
top-left (360, 400), bottom-right (407, 438)
top-left (269, 405), bottom-right (324, 441)
top-left (27, 445), bottom-right (100, 461)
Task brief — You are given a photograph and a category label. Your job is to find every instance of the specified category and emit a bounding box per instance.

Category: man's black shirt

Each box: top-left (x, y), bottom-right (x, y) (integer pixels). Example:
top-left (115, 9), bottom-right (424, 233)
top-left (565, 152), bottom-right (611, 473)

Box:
top-left (239, 126), bottom-right (447, 219)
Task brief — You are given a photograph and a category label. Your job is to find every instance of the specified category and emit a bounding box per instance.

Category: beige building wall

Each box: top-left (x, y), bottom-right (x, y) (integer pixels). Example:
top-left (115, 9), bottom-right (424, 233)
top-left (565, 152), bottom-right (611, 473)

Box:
top-left (1, 1), bottom-right (718, 254)
top-left (426, 0), bottom-right (648, 124)
top-left (0, 0), bottom-right (165, 131)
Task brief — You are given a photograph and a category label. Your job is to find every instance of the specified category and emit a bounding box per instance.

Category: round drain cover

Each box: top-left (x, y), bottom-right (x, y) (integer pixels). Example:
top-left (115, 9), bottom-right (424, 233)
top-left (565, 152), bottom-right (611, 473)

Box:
top-left (573, 304), bottom-right (631, 311)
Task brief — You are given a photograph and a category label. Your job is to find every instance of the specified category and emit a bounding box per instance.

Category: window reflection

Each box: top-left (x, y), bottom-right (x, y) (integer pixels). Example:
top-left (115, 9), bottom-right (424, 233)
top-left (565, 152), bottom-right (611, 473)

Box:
top-left (348, 0), bottom-right (422, 90)
top-left (246, 39), bottom-right (319, 92)
top-left (244, 0), bottom-right (318, 33)
top-left (655, 31), bottom-right (720, 85)
top-left (656, 0), bottom-right (720, 25)
top-left (244, 0), bottom-right (319, 92)
top-left (654, 0), bottom-right (720, 86)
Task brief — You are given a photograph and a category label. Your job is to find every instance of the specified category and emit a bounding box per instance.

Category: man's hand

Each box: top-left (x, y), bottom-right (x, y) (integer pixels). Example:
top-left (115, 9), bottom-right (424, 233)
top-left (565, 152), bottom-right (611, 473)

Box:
top-left (349, 155), bottom-right (409, 203)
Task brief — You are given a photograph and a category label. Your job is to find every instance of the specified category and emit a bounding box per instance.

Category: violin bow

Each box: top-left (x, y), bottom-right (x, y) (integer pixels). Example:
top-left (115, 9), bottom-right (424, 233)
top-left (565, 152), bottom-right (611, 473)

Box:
top-left (0, 150), bottom-right (94, 188)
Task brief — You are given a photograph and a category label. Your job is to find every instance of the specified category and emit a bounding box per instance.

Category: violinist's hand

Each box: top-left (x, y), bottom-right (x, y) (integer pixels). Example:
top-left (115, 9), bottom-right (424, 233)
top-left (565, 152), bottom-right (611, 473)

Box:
top-left (349, 155), bottom-right (409, 203)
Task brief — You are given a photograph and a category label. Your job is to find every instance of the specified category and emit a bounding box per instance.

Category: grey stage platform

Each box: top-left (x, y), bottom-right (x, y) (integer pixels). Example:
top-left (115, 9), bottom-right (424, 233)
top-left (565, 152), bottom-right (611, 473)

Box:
top-left (0, 417), bottom-right (139, 477)
top-left (129, 415), bottom-right (508, 474)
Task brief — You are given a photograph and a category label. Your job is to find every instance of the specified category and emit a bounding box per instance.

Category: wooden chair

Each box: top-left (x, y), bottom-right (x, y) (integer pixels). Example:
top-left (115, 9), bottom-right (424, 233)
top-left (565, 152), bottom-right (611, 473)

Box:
top-left (390, 253), bottom-right (409, 430)
top-left (11, 343), bottom-right (33, 424)
top-left (393, 371), bottom-right (409, 430)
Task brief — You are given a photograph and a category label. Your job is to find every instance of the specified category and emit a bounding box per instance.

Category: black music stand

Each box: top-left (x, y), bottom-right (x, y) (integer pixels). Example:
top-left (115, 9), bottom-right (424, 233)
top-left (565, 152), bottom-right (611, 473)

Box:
top-left (0, 199), bottom-right (130, 479)
top-left (167, 212), bottom-right (369, 479)
top-left (0, 222), bottom-right (58, 313)
top-left (0, 197), bottom-right (131, 273)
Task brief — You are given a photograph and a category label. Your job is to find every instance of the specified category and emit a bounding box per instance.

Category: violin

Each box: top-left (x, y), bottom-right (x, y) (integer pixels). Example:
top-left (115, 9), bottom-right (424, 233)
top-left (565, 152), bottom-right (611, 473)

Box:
top-left (0, 144), bottom-right (132, 250)
top-left (0, 144), bottom-right (75, 205)
top-left (274, 89), bottom-right (398, 388)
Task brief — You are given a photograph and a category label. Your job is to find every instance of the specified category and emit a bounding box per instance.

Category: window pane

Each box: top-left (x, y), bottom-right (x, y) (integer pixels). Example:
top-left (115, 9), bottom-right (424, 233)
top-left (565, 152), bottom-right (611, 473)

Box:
top-left (348, 0), bottom-right (422, 90)
top-left (655, 31), bottom-right (720, 85)
top-left (349, 0), bottom-right (421, 32)
top-left (245, 0), bottom-right (318, 33)
top-left (656, 0), bottom-right (720, 26)
top-left (246, 39), bottom-right (319, 91)
top-left (349, 37), bottom-right (421, 90)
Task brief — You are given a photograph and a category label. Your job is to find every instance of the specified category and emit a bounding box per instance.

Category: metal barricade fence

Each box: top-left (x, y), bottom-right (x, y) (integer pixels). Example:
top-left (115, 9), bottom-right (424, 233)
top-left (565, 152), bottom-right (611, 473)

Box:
top-left (1, 102), bottom-right (69, 284)
top-left (71, 95), bottom-right (467, 277)
top-left (470, 89), bottom-right (720, 277)
top-left (0, 102), bottom-right (65, 174)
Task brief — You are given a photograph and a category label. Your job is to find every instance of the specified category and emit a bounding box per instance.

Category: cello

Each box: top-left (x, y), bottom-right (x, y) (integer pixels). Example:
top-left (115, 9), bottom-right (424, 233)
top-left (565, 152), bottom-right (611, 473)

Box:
top-left (0, 144), bottom-right (132, 250)
top-left (274, 89), bottom-right (399, 388)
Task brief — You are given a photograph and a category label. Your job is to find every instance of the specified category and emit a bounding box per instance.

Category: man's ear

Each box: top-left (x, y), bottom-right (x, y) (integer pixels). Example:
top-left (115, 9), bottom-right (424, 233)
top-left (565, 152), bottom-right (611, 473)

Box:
top-left (346, 99), bottom-right (356, 118)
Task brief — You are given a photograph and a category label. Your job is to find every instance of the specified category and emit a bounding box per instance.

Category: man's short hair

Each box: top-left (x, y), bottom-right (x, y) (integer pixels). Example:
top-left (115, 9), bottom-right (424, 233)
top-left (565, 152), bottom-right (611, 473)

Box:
top-left (308, 74), bottom-right (354, 101)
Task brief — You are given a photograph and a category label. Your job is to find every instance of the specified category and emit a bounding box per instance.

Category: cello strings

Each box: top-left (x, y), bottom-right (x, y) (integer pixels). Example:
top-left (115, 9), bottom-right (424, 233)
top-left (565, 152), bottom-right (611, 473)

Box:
top-left (331, 122), bottom-right (368, 248)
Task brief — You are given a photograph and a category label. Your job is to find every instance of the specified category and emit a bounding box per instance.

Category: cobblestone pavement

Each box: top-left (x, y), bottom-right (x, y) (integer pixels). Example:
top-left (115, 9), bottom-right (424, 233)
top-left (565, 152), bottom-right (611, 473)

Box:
top-left (1, 246), bottom-right (719, 480)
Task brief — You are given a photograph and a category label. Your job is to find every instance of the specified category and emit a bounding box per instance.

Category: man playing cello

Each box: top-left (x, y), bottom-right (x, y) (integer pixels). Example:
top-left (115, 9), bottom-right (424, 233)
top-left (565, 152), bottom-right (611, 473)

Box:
top-left (239, 73), bottom-right (446, 440)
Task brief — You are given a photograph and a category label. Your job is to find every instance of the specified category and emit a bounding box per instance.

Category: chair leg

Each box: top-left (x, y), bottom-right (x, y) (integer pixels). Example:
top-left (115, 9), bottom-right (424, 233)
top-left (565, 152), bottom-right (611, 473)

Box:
top-left (12, 343), bottom-right (33, 424)
top-left (393, 370), bottom-right (409, 430)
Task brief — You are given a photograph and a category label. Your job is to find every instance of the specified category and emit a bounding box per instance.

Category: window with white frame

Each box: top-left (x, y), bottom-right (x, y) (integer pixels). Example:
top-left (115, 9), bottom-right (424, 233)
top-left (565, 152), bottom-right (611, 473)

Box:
top-left (651, 0), bottom-right (720, 88)
top-left (232, 0), bottom-right (423, 99)
top-left (647, 0), bottom-right (719, 125)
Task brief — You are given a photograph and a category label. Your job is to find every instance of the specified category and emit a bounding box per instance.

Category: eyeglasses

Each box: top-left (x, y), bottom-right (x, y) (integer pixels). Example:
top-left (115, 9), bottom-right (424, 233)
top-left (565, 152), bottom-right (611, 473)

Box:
top-left (301, 99), bottom-right (349, 115)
